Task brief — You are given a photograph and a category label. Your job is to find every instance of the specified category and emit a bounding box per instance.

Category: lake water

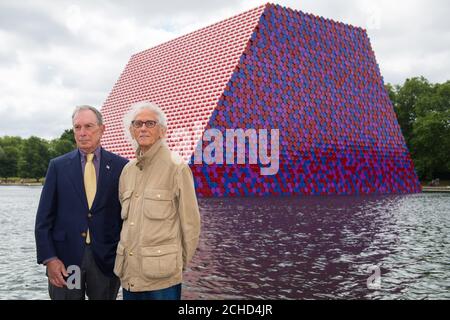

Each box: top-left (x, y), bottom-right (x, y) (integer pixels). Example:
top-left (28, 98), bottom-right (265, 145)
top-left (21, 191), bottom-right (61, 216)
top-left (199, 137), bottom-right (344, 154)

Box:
top-left (0, 186), bottom-right (449, 300)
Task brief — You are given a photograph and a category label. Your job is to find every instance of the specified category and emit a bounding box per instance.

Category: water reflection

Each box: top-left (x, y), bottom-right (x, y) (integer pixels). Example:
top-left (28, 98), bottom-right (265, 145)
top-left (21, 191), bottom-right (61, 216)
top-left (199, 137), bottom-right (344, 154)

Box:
top-left (0, 187), bottom-right (449, 299)
top-left (0, 187), bottom-right (48, 299)
top-left (184, 194), bottom-right (450, 299)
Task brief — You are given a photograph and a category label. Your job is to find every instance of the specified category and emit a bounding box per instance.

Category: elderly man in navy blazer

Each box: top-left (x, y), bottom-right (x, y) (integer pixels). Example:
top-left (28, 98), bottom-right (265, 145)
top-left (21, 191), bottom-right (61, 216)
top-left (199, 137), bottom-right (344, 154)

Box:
top-left (35, 105), bottom-right (128, 300)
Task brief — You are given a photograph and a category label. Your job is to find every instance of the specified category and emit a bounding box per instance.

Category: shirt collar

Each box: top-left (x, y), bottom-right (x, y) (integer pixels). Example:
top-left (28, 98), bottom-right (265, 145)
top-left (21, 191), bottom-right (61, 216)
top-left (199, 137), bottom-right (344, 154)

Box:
top-left (79, 146), bottom-right (101, 160)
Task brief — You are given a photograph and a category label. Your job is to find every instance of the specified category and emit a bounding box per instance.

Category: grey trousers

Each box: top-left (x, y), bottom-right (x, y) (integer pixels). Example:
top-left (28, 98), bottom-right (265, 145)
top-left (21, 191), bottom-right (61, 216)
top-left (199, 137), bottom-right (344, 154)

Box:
top-left (48, 245), bottom-right (120, 300)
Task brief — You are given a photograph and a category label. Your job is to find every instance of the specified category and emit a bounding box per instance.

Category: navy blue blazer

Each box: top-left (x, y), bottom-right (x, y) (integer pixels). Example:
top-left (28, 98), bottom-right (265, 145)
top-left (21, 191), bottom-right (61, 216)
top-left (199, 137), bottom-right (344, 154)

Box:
top-left (35, 148), bottom-right (128, 276)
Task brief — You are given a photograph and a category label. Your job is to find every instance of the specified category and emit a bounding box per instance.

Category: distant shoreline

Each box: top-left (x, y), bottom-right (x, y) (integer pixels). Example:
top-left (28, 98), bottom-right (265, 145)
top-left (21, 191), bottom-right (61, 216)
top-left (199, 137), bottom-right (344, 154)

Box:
top-left (1, 182), bottom-right (450, 193)
top-left (421, 186), bottom-right (450, 193)
top-left (0, 183), bottom-right (43, 186)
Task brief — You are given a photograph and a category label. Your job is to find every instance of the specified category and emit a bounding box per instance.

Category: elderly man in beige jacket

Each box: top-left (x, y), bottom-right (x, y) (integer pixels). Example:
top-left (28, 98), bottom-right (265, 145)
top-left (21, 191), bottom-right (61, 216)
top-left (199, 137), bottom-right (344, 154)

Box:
top-left (114, 101), bottom-right (201, 300)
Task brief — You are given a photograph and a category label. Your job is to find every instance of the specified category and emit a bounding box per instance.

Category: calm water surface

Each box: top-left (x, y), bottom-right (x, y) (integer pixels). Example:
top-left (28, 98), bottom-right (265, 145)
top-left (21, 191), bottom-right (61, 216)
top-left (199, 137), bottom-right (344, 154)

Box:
top-left (0, 186), bottom-right (449, 299)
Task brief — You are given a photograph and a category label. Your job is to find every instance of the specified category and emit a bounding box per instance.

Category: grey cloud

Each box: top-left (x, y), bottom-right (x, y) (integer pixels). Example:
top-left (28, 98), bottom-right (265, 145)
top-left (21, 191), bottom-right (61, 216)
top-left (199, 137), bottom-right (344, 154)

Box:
top-left (93, 0), bottom-right (244, 20)
top-left (32, 64), bottom-right (60, 85)
top-left (366, 1), bottom-right (450, 84)
top-left (0, 103), bottom-right (72, 139)
top-left (0, 51), bottom-right (18, 67)
top-left (0, 2), bottom-right (75, 48)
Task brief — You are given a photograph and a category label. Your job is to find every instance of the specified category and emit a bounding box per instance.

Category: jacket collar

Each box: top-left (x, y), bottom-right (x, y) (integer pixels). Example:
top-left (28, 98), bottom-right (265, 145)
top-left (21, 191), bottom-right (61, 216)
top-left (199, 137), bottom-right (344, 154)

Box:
top-left (135, 139), bottom-right (165, 170)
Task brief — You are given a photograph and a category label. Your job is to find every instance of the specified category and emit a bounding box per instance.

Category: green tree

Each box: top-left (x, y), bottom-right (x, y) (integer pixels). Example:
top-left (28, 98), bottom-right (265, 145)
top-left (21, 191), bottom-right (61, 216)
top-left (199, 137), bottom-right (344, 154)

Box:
top-left (0, 146), bottom-right (5, 180)
top-left (18, 136), bottom-right (50, 181)
top-left (411, 111), bottom-right (450, 180)
top-left (49, 138), bottom-right (76, 159)
top-left (388, 77), bottom-right (450, 180)
top-left (0, 136), bottom-right (22, 181)
top-left (60, 129), bottom-right (76, 145)
top-left (0, 136), bottom-right (23, 149)
top-left (410, 81), bottom-right (450, 180)
top-left (414, 81), bottom-right (450, 117)
top-left (48, 129), bottom-right (76, 159)
top-left (392, 77), bottom-right (433, 148)
top-left (0, 146), bottom-right (20, 180)
top-left (384, 83), bottom-right (398, 106)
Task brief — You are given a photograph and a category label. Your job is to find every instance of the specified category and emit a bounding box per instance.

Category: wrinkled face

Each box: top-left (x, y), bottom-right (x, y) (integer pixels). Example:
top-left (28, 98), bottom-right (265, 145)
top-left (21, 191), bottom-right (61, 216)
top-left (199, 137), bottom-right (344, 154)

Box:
top-left (131, 109), bottom-right (165, 152)
top-left (73, 110), bottom-right (105, 153)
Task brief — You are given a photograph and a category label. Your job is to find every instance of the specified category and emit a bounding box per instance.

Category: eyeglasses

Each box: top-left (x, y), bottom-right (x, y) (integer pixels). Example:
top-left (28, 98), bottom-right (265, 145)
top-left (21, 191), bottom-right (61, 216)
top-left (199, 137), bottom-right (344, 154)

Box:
top-left (131, 120), bottom-right (158, 129)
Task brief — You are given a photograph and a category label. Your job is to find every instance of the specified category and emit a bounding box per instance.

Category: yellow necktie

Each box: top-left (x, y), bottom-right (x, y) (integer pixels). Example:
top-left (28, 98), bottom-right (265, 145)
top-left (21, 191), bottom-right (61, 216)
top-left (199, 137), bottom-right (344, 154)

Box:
top-left (84, 153), bottom-right (96, 244)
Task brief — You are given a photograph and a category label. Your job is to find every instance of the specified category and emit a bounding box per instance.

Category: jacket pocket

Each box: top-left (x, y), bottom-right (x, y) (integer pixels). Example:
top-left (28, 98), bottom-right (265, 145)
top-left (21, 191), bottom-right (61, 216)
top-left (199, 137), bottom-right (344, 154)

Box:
top-left (140, 244), bottom-right (178, 279)
top-left (120, 190), bottom-right (133, 220)
top-left (113, 243), bottom-right (126, 278)
top-left (143, 189), bottom-right (175, 220)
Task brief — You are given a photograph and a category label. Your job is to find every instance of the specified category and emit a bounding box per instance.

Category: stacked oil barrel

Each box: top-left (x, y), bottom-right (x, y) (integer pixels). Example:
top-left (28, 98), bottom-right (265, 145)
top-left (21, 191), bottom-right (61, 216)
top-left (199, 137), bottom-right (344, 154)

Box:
top-left (191, 4), bottom-right (421, 196)
top-left (101, 3), bottom-right (421, 197)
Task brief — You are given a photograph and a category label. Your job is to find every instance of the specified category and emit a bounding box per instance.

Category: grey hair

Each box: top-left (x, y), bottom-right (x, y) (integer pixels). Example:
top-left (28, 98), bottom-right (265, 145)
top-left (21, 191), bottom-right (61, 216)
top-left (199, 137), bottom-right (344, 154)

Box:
top-left (123, 101), bottom-right (168, 150)
top-left (72, 105), bottom-right (103, 125)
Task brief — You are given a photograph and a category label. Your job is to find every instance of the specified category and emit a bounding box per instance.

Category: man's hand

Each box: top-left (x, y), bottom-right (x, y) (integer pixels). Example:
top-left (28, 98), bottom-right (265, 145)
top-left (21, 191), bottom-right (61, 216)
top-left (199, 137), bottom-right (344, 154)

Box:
top-left (47, 259), bottom-right (69, 288)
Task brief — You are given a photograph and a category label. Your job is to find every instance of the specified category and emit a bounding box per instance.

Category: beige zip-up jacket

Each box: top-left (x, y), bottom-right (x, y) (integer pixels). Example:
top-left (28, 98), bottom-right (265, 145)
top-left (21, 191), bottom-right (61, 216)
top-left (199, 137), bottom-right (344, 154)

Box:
top-left (113, 139), bottom-right (201, 292)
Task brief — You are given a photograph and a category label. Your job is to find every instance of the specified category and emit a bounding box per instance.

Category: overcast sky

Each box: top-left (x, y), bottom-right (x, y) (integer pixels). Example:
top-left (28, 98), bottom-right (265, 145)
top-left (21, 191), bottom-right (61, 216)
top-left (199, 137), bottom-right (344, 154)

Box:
top-left (1, 0), bottom-right (449, 139)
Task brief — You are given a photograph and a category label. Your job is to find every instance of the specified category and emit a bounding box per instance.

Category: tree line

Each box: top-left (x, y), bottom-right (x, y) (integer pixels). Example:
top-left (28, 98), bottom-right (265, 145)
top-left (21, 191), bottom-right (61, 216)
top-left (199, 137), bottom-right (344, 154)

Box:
top-left (0, 76), bottom-right (449, 182)
top-left (385, 77), bottom-right (450, 181)
top-left (0, 129), bottom-right (75, 181)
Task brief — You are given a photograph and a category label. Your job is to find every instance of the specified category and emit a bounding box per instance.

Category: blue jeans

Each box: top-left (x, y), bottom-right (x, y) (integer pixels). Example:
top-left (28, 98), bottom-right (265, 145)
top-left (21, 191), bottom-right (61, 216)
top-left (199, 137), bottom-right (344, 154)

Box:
top-left (123, 283), bottom-right (182, 300)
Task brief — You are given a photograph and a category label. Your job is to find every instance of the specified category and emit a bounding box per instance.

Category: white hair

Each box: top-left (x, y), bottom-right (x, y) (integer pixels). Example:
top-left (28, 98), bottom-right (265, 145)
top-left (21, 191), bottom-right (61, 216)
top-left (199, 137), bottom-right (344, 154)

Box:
top-left (123, 101), bottom-right (168, 150)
